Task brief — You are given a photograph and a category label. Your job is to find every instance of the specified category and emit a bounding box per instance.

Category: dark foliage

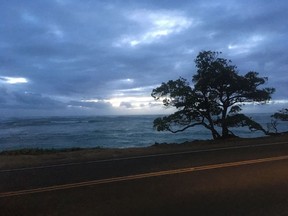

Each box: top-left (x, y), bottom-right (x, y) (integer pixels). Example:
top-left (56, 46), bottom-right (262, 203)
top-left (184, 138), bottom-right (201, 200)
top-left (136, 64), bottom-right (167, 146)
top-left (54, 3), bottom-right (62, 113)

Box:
top-left (272, 108), bottom-right (288, 121)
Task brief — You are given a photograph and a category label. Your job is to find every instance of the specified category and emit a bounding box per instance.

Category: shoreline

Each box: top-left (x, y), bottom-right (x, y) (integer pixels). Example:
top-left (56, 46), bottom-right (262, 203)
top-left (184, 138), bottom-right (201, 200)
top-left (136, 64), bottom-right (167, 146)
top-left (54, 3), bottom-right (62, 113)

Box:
top-left (1, 133), bottom-right (287, 170)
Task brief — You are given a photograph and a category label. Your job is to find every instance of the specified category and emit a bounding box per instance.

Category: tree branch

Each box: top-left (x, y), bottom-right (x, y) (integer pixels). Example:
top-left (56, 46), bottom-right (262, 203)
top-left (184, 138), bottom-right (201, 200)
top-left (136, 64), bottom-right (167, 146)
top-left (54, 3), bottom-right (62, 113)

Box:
top-left (167, 122), bottom-right (205, 133)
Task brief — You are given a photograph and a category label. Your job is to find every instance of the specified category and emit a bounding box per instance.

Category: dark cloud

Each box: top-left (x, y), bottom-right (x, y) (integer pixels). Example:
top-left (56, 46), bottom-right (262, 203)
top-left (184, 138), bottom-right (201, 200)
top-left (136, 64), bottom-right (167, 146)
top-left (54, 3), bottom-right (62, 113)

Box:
top-left (0, 88), bottom-right (65, 110)
top-left (0, 0), bottom-right (287, 116)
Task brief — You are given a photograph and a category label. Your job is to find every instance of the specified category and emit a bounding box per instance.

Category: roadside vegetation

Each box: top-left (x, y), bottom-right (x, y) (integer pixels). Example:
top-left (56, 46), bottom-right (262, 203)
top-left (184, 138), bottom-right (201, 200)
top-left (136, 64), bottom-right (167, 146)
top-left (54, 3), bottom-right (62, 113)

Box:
top-left (0, 147), bottom-right (91, 156)
top-left (266, 108), bottom-right (288, 134)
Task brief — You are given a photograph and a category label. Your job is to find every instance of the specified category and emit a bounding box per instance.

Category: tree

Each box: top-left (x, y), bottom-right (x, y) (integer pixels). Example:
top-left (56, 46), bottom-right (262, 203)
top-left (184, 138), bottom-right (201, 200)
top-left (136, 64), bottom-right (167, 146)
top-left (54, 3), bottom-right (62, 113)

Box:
top-left (272, 108), bottom-right (288, 121)
top-left (151, 51), bottom-right (275, 140)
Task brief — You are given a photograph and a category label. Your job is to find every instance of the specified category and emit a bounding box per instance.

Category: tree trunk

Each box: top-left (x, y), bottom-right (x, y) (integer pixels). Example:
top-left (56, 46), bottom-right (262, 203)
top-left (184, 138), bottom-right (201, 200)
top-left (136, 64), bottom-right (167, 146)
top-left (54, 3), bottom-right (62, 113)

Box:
top-left (221, 106), bottom-right (229, 138)
top-left (211, 128), bottom-right (221, 140)
top-left (205, 112), bottom-right (221, 140)
top-left (222, 121), bottom-right (229, 138)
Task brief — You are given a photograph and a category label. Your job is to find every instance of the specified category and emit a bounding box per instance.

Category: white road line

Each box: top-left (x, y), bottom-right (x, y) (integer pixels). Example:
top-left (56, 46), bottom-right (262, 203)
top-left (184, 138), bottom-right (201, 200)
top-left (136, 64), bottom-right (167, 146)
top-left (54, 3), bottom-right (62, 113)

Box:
top-left (1, 155), bottom-right (288, 198)
top-left (1, 141), bottom-right (287, 173)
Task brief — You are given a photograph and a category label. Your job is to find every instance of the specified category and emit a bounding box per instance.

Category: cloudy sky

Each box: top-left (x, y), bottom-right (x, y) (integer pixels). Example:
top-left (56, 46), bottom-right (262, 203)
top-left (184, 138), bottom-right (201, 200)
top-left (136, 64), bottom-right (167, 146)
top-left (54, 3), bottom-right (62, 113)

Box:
top-left (0, 0), bottom-right (287, 117)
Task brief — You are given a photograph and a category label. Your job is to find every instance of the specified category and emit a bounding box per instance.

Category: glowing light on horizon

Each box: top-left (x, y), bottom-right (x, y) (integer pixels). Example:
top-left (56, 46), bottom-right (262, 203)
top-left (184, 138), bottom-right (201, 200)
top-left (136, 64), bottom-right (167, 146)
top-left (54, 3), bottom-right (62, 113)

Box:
top-left (82, 96), bottom-right (155, 109)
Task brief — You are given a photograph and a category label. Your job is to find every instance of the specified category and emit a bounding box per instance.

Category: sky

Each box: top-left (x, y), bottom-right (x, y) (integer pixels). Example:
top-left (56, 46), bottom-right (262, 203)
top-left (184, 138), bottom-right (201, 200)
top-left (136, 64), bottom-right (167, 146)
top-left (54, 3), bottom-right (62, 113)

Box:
top-left (0, 0), bottom-right (287, 117)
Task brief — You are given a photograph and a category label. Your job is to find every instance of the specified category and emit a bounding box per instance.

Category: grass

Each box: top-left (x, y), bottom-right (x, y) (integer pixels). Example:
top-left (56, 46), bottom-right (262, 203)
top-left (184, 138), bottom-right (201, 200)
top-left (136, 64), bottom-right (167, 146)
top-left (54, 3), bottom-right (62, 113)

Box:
top-left (0, 147), bottom-right (87, 156)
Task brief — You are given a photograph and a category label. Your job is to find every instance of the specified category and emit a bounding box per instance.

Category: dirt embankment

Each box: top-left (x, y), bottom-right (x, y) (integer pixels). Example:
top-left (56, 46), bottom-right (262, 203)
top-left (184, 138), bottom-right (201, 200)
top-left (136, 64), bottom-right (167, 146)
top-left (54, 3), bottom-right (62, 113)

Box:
top-left (1, 133), bottom-right (287, 170)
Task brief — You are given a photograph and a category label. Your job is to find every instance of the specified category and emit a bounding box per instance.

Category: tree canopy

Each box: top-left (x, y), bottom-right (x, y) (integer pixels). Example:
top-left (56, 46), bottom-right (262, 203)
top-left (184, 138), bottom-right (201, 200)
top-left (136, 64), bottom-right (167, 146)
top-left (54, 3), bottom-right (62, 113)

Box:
top-left (151, 51), bottom-right (275, 139)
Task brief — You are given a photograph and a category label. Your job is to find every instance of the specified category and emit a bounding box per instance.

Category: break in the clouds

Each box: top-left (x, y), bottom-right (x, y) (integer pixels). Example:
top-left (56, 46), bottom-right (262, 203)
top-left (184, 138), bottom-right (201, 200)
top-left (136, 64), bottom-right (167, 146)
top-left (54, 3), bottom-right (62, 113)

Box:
top-left (114, 9), bottom-right (197, 47)
top-left (0, 0), bottom-right (287, 117)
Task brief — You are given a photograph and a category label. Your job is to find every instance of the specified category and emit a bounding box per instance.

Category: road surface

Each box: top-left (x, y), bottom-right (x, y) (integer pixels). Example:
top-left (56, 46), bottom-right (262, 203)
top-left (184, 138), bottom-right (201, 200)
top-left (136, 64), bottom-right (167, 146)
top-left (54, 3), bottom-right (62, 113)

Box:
top-left (1, 141), bottom-right (288, 215)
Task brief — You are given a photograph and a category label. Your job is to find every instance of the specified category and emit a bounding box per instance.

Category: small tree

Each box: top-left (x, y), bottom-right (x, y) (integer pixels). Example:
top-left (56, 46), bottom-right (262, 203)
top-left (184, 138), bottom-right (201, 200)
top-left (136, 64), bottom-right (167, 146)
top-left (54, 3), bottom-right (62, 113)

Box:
top-left (151, 51), bottom-right (275, 139)
top-left (266, 119), bottom-right (279, 134)
top-left (272, 108), bottom-right (288, 121)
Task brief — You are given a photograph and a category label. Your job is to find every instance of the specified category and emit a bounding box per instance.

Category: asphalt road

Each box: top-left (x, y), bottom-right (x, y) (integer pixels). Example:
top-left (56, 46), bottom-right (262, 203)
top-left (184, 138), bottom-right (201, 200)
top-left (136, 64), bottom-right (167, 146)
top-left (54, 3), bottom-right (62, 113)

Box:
top-left (1, 142), bottom-right (288, 215)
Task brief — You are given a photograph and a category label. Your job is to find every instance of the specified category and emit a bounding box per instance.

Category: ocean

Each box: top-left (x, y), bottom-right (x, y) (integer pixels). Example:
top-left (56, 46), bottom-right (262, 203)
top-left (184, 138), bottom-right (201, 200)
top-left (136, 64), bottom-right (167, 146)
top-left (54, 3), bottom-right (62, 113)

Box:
top-left (0, 114), bottom-right (287, 151)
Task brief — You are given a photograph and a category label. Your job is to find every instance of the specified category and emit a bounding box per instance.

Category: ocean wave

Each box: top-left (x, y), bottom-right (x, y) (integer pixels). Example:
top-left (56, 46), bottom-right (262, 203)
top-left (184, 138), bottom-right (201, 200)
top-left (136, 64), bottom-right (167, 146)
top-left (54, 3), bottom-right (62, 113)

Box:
top-left (0, 114), bottom-right (287, 151)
